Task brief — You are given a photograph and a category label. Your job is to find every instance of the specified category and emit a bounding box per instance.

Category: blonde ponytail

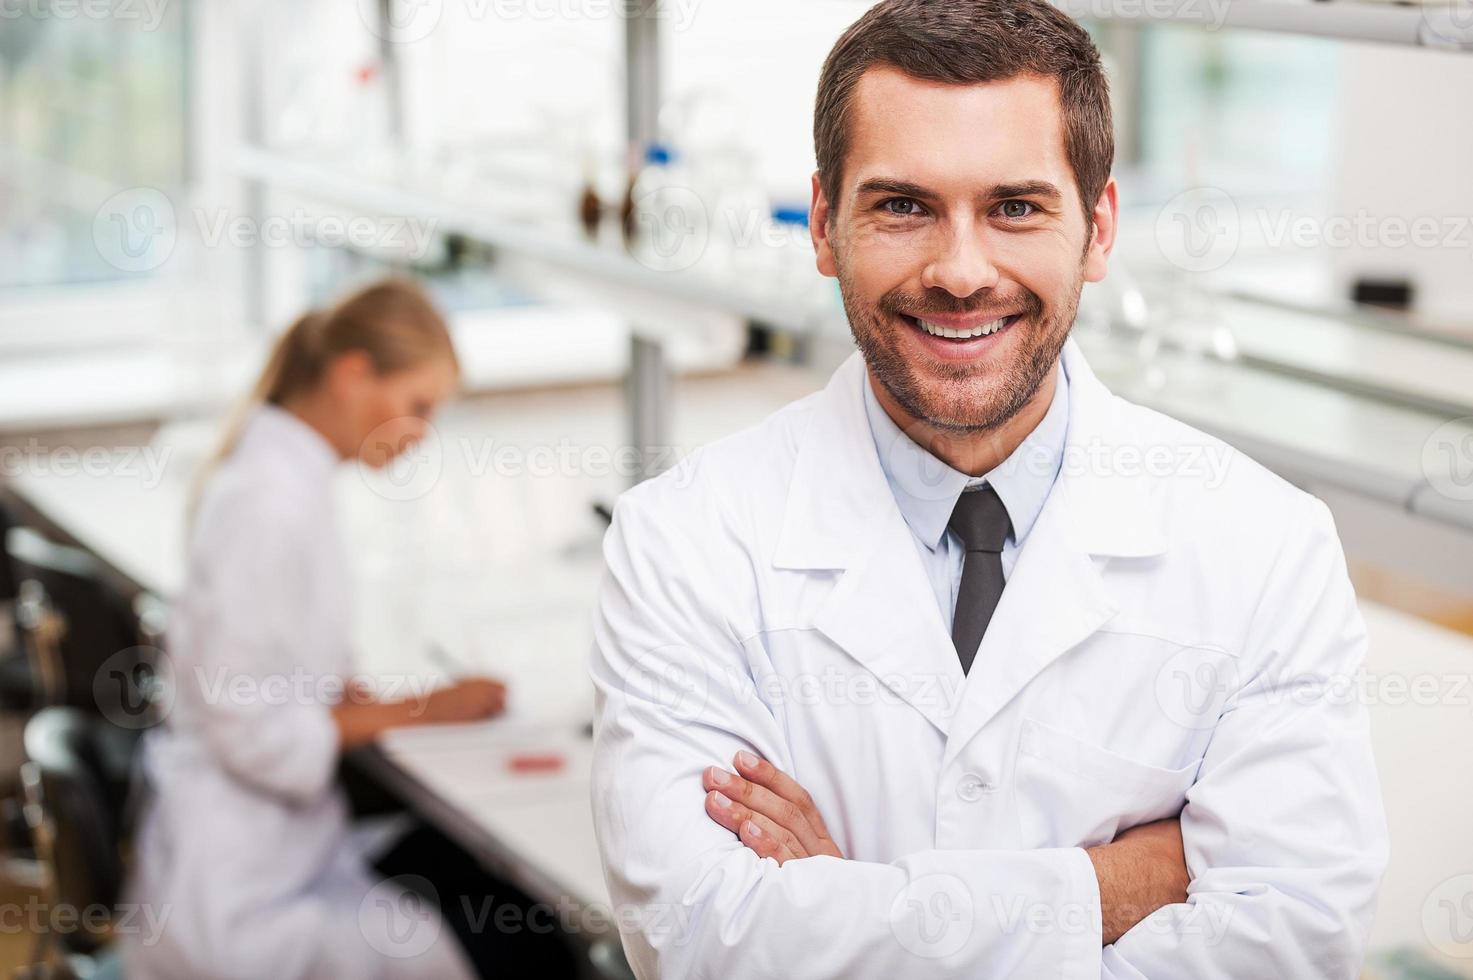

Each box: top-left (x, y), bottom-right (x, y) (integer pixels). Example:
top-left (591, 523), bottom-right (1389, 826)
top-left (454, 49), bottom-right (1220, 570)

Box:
top-left (189, 278), bottom-right (456, 525)
top-left (257, 309), bottom-right (329, 405)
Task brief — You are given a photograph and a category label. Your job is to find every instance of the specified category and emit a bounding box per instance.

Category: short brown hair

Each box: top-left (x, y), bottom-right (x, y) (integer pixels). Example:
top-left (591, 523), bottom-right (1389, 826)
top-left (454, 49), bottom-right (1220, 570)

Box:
top-left (814, 0), bottom-right (1113, 227)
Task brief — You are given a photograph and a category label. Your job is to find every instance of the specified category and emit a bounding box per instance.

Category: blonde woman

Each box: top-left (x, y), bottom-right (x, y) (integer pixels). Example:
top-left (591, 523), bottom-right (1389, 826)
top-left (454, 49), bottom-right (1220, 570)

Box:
top-left (124, 280), bottom-right (547, 979)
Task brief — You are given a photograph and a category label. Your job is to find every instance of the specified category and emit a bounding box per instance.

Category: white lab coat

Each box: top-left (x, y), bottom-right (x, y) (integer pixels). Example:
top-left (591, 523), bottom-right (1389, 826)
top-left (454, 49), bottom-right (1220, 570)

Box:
top-left (123, 406), bottom-right (474, 980)
top-left (590, 340), bottom-right (1389, 979)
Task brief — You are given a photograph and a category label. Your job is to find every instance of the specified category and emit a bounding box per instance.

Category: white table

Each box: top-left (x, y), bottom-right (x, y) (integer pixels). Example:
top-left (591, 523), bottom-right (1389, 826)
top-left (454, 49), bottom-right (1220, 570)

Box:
top-left (1, 366), bottom-right (822, 920)
top-left (7, 365), bottom-right (1473, 967)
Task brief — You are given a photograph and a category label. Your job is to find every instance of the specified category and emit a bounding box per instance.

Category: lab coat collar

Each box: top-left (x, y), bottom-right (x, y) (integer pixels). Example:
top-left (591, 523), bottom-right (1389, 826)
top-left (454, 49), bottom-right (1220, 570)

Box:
top-left (775, 337), bottom-right (1167, 571)
top-left (234, 402), bottom-right (342, 488)
top-left (860, 359), bottom-right (1070, 555)
top-left (773, 337), bottom-right (1167, 740)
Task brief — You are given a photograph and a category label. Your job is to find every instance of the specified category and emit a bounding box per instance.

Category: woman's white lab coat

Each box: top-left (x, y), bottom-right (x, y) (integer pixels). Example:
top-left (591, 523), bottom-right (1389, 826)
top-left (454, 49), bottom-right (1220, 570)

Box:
top-left (123, 405), bottom-right (474, 980)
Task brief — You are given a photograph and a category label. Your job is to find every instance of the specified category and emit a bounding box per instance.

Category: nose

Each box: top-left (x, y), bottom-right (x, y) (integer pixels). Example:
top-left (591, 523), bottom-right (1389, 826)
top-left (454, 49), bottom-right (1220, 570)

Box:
top-left (920, 219), bottom-right (1000, 298)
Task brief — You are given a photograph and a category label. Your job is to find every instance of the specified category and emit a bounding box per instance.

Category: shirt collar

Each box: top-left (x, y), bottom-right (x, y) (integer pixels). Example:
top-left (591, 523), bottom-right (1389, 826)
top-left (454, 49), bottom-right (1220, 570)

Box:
top-left (234, 402), bottom-right (342, 485)
top-left (862, 360), bottom-right (1070, 553)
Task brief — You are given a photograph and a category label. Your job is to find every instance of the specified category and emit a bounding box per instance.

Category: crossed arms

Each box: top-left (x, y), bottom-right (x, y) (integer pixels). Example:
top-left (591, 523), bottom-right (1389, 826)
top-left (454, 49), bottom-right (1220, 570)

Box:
top-left (590, 493), bottom-right (1388, 979)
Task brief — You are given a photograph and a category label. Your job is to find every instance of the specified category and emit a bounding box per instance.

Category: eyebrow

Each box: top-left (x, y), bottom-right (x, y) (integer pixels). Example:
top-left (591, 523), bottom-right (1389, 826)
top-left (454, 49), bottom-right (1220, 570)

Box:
top-left (855, 177), bottom-right (1063, 203)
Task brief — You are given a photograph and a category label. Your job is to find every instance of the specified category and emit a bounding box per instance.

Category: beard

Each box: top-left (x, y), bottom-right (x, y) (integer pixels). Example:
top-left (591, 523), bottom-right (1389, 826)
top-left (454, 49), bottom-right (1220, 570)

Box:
top-left (836, 261), bottom-right (1083, 433)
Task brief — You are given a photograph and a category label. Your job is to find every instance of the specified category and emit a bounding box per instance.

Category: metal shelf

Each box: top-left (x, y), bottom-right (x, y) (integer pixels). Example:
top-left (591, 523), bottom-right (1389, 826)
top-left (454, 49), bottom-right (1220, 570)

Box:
top-left (1053, 0), bottom-right (1473, 50)
top-left (235, 146), bottom-right (835, 340)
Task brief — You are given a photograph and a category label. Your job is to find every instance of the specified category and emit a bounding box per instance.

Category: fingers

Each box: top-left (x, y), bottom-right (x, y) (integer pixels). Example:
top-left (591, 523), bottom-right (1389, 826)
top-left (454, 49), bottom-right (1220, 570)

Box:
top-left (733, 751), bottom-right (831, 835)
top-left (703, 766), bottom-right (828, 858)
top-left (459, 678), bottom-right (508, 715)
top-left (703, 790), bottom-right (803, 865)
top-left (730, 752), bottom-right (841, 858)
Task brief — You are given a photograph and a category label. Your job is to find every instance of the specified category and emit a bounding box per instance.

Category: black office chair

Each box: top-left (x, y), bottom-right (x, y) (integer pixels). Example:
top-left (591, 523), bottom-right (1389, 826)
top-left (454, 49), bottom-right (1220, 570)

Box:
top-left (0, 503), bottom-right (39, 711)
top-left (21, 706), bottom-right (142, 975)
top-left (7, 528), bottom-right (157, 726)
top-left (588, 939), bottom-right (638, 980)
top-left (0, 499), bottom-right (17, 606)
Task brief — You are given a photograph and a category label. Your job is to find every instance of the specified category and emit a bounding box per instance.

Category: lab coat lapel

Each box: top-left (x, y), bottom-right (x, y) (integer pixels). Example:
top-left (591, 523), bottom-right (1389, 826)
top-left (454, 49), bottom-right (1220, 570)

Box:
top-left (774, 354), bottom-right (964, 737)
top-left (941, 340), bottom-right (1169, 767)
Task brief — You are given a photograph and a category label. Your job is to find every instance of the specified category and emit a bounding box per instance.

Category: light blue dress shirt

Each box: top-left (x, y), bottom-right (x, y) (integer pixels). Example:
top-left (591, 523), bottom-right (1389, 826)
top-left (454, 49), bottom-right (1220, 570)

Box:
top-left (862, 361), bottom-right (1071, 627)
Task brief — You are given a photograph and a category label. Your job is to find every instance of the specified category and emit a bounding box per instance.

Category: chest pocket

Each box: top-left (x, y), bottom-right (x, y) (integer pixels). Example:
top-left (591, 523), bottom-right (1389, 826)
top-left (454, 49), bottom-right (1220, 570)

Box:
top-left (1012, 716), bottom-right (1200, 850)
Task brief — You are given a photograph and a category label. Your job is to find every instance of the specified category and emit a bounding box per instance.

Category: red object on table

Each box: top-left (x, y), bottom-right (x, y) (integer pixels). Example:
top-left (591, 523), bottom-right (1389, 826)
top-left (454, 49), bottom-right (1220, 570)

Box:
top-left (508, 752), bottom-right (565, 773)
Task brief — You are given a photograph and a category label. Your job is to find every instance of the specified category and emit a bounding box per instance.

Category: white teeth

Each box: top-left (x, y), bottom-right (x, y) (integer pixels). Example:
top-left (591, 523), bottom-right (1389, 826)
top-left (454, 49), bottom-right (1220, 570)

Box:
top-left (916, 316), bottom-right (1010, 339)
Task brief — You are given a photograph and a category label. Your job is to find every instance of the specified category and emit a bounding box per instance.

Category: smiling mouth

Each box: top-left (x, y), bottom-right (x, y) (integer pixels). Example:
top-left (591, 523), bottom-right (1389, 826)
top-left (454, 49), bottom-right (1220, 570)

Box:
top-left (902, 313), bottom-right (1022, 340)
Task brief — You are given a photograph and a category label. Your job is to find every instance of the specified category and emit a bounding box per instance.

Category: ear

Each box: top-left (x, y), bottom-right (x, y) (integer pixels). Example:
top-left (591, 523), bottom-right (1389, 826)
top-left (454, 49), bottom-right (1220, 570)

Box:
top-left (1082, 176), bottom-right (1118, 284)
top-left (810, 171), bottom-right (838, 279)
top-left (324, 349), bottom-right (375, 399)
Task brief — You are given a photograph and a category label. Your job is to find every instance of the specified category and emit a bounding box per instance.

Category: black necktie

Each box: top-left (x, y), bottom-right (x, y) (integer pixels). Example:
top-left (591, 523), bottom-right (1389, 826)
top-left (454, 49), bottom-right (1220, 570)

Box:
top-left (948, 486), bottom-right (1011, 675)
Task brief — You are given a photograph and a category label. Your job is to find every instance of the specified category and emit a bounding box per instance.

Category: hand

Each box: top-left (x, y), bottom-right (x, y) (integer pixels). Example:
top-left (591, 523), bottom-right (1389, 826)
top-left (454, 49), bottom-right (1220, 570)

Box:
top-left (701, 751), bottom-right (844, 865)
top-left (1086, 817), bottom-right (1190, 945)
top-left (422, 677), bottom-right (507, 725)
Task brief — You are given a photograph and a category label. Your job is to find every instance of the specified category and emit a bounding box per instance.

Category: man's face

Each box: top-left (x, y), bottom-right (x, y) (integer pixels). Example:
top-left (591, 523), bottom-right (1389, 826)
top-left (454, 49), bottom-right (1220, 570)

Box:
top-left (812, 68), bottom-right (1116, 433)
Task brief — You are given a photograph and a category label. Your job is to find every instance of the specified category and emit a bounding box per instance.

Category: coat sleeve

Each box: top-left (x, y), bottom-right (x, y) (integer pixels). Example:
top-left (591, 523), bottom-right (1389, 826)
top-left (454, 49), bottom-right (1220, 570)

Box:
top-left (1101, 495), bottom-right (1389, 979)
top-left (590, 490), bottom-right (1104, 980)
top-left (183, 503), bottom-right (342, 806)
